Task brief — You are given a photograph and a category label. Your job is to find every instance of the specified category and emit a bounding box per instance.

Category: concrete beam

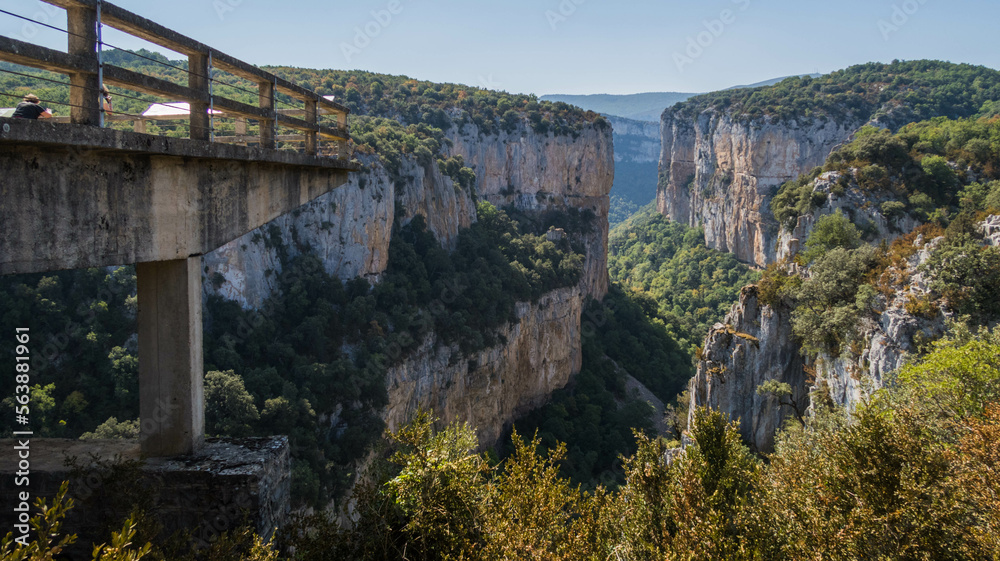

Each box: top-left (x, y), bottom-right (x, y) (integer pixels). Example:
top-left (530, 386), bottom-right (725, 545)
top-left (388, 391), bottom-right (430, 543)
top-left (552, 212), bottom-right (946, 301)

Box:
top-left (137, 257), bottom-right (204, 456)
top-left (0, 119), bottom-right (356, 275)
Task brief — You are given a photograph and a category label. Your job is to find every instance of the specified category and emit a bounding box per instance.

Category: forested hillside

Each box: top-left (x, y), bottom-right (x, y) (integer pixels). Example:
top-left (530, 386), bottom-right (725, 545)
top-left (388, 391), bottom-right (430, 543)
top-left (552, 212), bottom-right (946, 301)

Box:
top-left (609, 206), bottom-right (761, 354)
top-left (674, 60), bottom-right (1000, 125)
top-left (14, 325), bottom-right (1000, 559)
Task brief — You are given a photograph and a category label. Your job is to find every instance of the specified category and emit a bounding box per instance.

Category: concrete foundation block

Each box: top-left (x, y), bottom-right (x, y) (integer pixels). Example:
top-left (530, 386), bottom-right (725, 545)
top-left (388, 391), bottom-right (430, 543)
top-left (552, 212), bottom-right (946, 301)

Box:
top-left (0, 436), bottom-right (290, 559)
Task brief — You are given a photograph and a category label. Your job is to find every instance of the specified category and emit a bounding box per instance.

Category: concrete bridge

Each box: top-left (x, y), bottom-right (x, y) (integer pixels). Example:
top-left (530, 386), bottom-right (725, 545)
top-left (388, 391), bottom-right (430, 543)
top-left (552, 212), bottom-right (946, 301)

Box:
top-left (0, 0), bottom-right (358, 462)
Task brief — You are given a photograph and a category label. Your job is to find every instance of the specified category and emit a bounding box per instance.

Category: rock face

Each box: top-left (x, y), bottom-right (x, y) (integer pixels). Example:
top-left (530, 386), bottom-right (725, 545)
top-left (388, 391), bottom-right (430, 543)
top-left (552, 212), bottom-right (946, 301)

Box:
top-left (812, 235), bottom-right (949, 412)
top-left (447, 121), bottom-right (613, 299)
top-left (693, 216), bottom-right (1000, 452)
top-left (203, 119), bottom-right (613, 444)
top-left (657, 110), bottom-right (865, 266)
top-left (607, 116), bottom-right (660, 164)
top-left (688, 286), bottom-right (806, 453)
top-left (775, 172), bottom-right (921, 262)
top-left (384, 287), bottom-right (583, 446)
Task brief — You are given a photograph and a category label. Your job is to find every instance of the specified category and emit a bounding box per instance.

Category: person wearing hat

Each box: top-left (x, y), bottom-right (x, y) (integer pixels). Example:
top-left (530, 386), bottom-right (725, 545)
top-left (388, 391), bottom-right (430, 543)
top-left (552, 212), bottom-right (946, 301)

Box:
top-left (12, 94), bottom-right (53, 119)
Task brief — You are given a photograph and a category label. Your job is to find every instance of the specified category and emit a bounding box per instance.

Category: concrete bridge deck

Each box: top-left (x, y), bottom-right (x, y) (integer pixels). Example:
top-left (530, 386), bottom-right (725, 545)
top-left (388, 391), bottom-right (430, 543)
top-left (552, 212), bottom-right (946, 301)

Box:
top-left (1, 117), bottom-right (358, 275)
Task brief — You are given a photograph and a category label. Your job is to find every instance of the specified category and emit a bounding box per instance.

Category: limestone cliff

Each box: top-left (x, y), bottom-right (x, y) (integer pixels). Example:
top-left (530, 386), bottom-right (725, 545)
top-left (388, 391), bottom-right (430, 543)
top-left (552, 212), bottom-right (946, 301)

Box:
top-left (384, 287), bottom-right (582, 446)
top-left (657, 110), bottom-right (865, 266)
top-left (606, 116), bottom-right (660, 165)
top-left (688, 285), bottom-right (806, 453)
top-left (446, 121), bottom-right (613, 299)
top-left (203, 119), bottom-right (613, 444)
top-left (692, 216), bottom-right (1000, 452)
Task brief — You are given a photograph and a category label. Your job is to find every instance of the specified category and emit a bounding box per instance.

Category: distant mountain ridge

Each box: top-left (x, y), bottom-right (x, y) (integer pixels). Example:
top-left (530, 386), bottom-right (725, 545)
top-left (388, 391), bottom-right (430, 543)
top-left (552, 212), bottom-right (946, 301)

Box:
top-left (541, 75), bottom-right (820, 122)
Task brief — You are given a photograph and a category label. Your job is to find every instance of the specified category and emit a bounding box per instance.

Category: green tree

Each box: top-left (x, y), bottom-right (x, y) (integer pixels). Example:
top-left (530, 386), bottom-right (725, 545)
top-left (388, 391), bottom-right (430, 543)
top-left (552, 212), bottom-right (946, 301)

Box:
top-left (204, 370), bottom-right (260, 437)
top-left (800, 210), bottom-right (861, 264)
top-left (922, 234), bottom-right (1000, 323)
top-left (791, 245), bottom-right (882, 356)
top-left (386, 412), bottom-right (487, 561)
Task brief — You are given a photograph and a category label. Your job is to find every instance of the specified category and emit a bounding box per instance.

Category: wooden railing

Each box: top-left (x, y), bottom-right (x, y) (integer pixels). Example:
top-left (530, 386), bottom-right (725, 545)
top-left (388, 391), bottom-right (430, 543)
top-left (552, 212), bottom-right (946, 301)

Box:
top-left (0, 0), bottom-right (350, 159)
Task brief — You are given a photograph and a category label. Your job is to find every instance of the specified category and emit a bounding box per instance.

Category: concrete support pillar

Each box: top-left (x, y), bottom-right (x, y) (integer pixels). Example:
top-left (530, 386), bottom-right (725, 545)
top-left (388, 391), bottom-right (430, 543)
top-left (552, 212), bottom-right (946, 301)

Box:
top-left (66, 6), bottom-right (100, 126)
top-left (189, 53), bottom-right (211, 141)
top-left (137, 257), bottom-right (204, 457)
top-left (304, 99), bottom-right (317, 156)
top-left (259, 80), bottom-right (275, 150)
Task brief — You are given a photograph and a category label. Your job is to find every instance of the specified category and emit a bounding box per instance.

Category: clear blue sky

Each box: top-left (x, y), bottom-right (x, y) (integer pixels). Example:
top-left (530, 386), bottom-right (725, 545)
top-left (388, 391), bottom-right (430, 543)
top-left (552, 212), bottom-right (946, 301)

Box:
top-left (4, 0), bottom-right (1000, 95)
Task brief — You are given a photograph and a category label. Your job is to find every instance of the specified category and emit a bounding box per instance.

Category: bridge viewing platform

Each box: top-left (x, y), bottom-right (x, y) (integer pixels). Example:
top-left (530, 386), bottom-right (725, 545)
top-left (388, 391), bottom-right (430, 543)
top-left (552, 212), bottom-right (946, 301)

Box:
top-left (0, 1), bottom-right (358, 539)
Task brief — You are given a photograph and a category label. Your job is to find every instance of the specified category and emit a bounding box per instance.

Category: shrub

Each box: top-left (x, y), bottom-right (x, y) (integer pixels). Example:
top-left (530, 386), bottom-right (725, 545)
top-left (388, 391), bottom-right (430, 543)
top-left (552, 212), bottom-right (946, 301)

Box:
top-left (800, 210), bottom-right (862, 264)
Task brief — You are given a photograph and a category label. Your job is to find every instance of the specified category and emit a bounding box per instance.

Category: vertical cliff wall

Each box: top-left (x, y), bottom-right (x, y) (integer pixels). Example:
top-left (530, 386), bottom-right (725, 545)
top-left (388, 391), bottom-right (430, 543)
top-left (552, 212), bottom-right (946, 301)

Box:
top-left (607, 116), bottom-right (660, 165)
top-left (202, 119), bottom-right (613, 445)
top-left (688, 285), bottom-right (806, 453)
top-left (447, 121), bottom-right (613, 300)
top-left (657, 110), bottom-right (864, 266)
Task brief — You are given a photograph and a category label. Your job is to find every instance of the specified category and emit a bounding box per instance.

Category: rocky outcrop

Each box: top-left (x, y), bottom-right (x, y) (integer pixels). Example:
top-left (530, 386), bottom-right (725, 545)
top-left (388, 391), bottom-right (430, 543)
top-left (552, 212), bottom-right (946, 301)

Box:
top-left (813, 234), bottom-right (949, 411)
top-left (688, 286), bottom-right (806, 453)
top-left (693, 216), bottom-right (1000, 451)
top-left (203, 118), bottom-right (613, 445)
top-left (384, 287), bottom-right (583, 446)
top-left (657, 110), bottom-right (865, 266)
top-left (775, 171), bottom-right (921, 262)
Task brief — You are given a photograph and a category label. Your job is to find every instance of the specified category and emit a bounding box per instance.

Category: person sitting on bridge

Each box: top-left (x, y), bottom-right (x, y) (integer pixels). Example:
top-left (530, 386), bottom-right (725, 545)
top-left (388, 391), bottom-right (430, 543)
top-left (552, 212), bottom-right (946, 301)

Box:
top-left (101, 84), bottom-right (113, 116)
top-left (12, 94), bottom-right (53, 119)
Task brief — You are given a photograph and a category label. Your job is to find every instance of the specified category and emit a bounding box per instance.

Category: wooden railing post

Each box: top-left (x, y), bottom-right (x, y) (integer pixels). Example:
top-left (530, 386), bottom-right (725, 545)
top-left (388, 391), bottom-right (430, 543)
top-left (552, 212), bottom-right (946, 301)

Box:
top-left (188, 52), bottom-right (210, 141)
top-left (235, 117), bottom-right (247, 145)
top-left (66, 5), bottom-right (100, 126)
top-left (259, 80), bottom-right (275, 149)
top-left (305, 98), bottom-right (317, 156)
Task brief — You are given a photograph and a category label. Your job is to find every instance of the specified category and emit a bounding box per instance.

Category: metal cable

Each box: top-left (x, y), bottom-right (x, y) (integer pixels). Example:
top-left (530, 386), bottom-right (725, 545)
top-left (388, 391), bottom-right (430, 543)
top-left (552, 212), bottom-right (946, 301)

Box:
top-left (0, 9), bottom-right (305, 109)
top-left (0, 11), bottom-right (318, 124)
top-left (0, 8), bottom-right (83, 38)
top-left (0, 89), bottom-right (144, 119)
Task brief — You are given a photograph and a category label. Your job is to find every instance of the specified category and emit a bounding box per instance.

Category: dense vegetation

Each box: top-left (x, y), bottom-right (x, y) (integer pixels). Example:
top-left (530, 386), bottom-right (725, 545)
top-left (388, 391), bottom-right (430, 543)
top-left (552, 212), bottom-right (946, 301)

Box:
top-left (11, 323), bottom-right (1000, 559)
top-left (0, 266), bottom-right (138, 438)
top-left (608, 206), bottom-right (762, 354)
top-left (772, 116), bottom-right (1000, 228)
top-left (288, 324), bottom-right (1000, 560)
top-left (673, 60), bottom-right (1000, 125)
top-left (0, 203), bottom-right (586, 507)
